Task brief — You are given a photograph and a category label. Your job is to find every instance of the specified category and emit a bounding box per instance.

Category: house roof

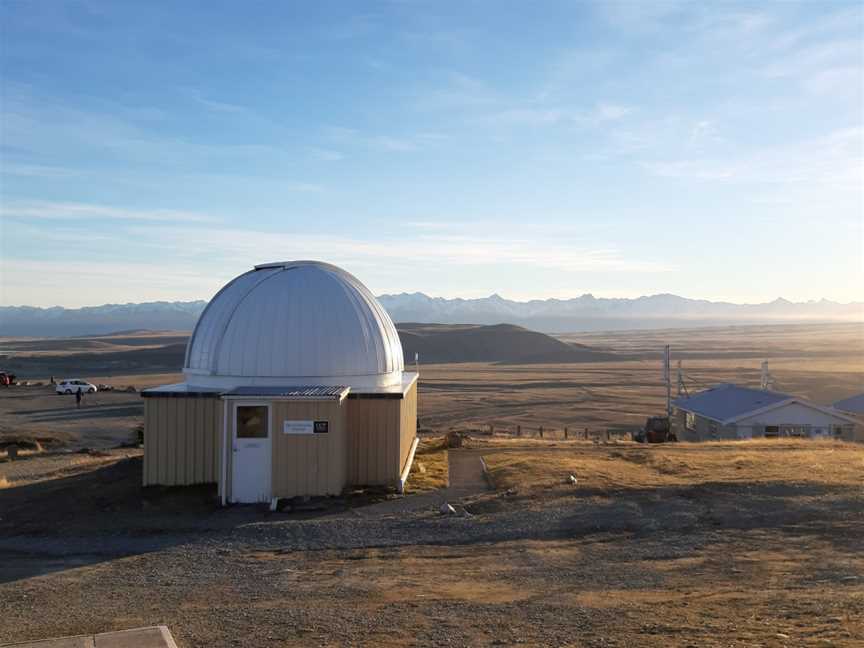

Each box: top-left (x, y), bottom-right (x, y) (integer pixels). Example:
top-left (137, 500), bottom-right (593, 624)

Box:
top-left (223, 385), bottom-right (350, 401)
top-left (833, 393), bottom-right (864, 415)
top-left (673, 384), bottom-right (793, 423)
top-left (673, 383), bottom-right (858, 425)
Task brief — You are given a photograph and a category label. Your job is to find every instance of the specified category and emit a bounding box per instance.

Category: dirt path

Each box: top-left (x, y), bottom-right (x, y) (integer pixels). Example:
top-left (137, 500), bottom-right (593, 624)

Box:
top-left (352, 448), bottom-right (491, 517)
top-left (445, 450), bottom-right (490, 497)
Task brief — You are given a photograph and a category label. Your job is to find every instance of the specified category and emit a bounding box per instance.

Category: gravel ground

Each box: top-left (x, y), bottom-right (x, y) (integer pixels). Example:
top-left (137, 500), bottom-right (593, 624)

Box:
top-left (2, 442), bottom-right (863, 647)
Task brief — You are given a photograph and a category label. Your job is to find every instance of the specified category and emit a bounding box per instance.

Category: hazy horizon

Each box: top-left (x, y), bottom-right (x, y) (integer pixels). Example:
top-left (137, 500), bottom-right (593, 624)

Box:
top-left (1, 2), bottom-right (862, 308)
top-left (3, 290), bottom-right (864, 312)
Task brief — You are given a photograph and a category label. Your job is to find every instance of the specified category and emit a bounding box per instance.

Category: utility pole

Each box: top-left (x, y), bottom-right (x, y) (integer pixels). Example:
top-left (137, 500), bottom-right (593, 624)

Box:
top-left (677, 360), bottom-right (688, 397)
top-left (760, 360), bottom-right (774, 391)
top-left (664, 345), bottom-right (672, 416)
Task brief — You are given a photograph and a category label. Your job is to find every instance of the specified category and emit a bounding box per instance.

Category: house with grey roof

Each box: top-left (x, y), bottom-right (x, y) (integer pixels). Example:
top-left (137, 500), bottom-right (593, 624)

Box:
top-left (671, 383), bottom-right (859, 442)
top-left (833, 393), bottom-right (864, 417)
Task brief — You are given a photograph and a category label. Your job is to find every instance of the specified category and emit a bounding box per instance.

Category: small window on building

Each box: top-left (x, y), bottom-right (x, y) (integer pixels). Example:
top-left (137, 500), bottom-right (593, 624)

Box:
top-left (764, 425), bottom-right (779, 437)
top-left (236, 406), bottom-right (268, 438)
top-left (708, 423), bottom-right (719, 438)
top-left (686, 412), bottom-right (696, 431)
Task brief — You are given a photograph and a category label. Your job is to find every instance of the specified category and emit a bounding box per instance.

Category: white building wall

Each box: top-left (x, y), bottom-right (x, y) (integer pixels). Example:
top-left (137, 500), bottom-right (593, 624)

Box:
top-left (674, 402), bottom-right (857, 441)
top-left (736, 402), bottom-right (855, 439)
top-left (737, 402), bottom-right (849, 427)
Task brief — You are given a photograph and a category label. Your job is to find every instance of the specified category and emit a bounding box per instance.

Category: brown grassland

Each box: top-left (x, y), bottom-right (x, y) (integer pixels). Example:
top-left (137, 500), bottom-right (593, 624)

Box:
top-left (0, 322), bottom-right (862, 646)
top-left (418, 322), bottom-right (863, 434)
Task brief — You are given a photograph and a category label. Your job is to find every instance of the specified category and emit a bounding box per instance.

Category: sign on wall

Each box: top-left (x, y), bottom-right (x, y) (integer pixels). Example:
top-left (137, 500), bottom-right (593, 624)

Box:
top-left (283, 420), bottom-right (329, 434)
top-left (283, 420), bottom-right (313, 434)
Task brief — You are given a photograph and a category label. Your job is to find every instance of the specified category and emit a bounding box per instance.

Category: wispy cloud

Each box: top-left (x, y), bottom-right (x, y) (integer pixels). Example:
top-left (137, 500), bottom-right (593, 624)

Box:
top-left (687, 120), bottom-right (723, 148)
top-left (0, 201), bottom-right (220, 223)
top-left (484, 102), bottom-right (633, 127)
top-left (0, 163), bottom-right (82, 178)
top-left (119, 222), bottom-right (677, 276)
top-left (325, 126), bottom-right (446, 153)
top-left (0, 257), bottom-right (223, 307)
top-left (194, 96), bottom-right (247, 113)
top-left (308, 147), bottom-right (345, 161)
top-left (411, 72), bottom-right (499, 111)
top-left (644, 127), bottom-right (864, 186)
top-left (595, 103), bottom-right (632, 121)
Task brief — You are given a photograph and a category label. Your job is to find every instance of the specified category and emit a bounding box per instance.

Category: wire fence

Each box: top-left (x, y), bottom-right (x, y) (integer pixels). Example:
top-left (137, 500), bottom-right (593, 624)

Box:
top-left (475, 424), bottom-right (633, 441)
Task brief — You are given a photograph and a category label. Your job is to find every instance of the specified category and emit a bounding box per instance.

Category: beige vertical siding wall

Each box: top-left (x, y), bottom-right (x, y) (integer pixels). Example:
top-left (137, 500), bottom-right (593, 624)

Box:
top-left (398, 382), bottom-right (418, 473)
top-left (345, 385), bottom-right (418, 486)
top-left (345, 397), bottom-right (401, 485)
top-left (145, 383), bottom-right (418, 495)
top-left (269, 400), bottom-right (346, 497)
top-left (143, 397), bottom-right (222, 486)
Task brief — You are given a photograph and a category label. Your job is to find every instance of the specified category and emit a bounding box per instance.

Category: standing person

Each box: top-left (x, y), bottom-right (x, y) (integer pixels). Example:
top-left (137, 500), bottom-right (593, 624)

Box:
top-left (50, 376), bottom-right (55, 385)
top-left (75, 386), bottom-right (83, 409)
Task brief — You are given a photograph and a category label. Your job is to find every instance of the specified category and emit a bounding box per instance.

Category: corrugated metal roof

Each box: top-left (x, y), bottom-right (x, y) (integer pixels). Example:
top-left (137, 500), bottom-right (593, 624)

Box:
top-left (672, 383), bottom-right (792, 423)
top-left (183, 261), bottom-right (404, 389)
top-left (224, 385), bottom-right (350, 400)
top-left (141, 383), bottom-right (223, 398)
top-left (833, 393), bottom-right (864, 414)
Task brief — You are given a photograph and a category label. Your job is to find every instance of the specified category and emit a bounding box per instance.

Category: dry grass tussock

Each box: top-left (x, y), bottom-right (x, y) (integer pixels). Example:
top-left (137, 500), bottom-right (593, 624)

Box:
top-left (406, 436), bottom-right (449, 492)
top-left (484, 439), bottom-right (864, 492)
top-left (0, 440), bottom-right (44, 463)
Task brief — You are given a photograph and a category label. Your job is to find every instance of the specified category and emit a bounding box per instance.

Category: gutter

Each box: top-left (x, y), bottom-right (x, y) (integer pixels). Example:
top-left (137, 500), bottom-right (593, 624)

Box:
top-left (397, 436), bottom-right (420, 494)
top-left (221, 398), bottom-right (229, 506)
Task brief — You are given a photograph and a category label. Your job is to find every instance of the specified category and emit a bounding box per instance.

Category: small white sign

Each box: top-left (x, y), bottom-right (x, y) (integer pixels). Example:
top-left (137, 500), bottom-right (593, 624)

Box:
top-left (283, 420), bottom-right (314, 435)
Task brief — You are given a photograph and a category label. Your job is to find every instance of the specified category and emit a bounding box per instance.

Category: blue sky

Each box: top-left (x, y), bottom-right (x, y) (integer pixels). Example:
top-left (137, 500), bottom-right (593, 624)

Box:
top-left (1, 0), bottom-right (862, 307)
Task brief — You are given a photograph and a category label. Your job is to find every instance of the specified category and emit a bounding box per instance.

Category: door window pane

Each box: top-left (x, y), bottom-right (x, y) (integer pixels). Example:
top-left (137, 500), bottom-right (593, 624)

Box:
top-left (237, 406), bottom-right (268, 438)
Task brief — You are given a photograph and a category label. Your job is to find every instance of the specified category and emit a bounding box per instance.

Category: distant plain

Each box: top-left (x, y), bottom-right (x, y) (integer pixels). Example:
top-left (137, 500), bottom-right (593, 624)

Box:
top-left (1, 322), bottom-right (861, 448)
top-left (1, 321), bottom-right (863, 647)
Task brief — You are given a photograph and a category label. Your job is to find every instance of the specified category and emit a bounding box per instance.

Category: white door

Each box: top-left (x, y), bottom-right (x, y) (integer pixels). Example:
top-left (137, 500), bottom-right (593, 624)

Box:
top-left (231, 403), bottom-right (271, 503)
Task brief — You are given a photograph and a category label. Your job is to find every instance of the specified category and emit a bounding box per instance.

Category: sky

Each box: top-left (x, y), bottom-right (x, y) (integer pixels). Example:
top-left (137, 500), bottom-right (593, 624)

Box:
top-left (1, 0), bottom-right (862, 308)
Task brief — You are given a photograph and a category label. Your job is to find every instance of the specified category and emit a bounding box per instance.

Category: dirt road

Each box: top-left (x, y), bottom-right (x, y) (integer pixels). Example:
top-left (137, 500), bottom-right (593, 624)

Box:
top-left (0, 385), bottom-right (142, 450)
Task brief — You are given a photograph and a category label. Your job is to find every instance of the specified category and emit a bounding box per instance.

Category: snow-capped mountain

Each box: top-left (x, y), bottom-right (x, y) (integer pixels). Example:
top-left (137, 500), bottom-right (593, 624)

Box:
top-left (376, 293), bottom-right (863, 332)
top-left (0, 301), bottom-right (207, 336)
top-left (0, 294), bottom-right (860, 337)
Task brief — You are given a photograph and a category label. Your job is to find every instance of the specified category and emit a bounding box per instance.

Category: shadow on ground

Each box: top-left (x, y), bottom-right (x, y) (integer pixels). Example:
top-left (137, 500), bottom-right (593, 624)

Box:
top-left (13, 404), bottom-right (144, 423)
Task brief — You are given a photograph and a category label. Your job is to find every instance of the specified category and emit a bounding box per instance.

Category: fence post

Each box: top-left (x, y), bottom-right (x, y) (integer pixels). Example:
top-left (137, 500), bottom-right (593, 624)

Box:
top-left (490, 424), bottom-right (494, 436)
top-left (584, 427), bottom-right (588, 440)
top-left (517, 424), bottom-right (521, 437)
top-left (564, 426), bottom-right (568, 439)
top-left (606, 429), bottom-right (610, 441)
top-left (539, 426), bottom-right (544, 438)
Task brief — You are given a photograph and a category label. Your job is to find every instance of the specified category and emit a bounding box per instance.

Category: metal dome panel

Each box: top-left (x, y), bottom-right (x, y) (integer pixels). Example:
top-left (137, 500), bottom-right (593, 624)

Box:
top-left (184, 261), bottom-right (404, 389)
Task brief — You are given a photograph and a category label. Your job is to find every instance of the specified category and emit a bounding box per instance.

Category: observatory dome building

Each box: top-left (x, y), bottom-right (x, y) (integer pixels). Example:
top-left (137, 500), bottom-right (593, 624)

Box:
top-left (142, 261), bottom-right (418, 504)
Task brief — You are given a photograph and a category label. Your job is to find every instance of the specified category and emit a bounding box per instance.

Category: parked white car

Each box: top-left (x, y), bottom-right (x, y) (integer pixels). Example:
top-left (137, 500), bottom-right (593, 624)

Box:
top-left (56, 379), bottom-right (97, 394)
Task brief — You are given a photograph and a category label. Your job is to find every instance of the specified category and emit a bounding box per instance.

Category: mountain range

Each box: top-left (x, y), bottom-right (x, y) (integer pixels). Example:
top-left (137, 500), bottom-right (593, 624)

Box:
top-left (1, 293), bottom-right (861, 337)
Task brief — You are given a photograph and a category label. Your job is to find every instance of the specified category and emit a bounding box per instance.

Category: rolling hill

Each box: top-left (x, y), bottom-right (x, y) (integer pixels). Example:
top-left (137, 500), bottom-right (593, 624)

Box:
top-left (398, 323), bottom-right (621, 364)
top-left (0, 325), bottom-right (621, 378)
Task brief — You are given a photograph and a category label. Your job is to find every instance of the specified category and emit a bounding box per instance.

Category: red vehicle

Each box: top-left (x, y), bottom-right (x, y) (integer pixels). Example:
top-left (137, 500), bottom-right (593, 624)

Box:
top-left (0, 372), bottom-right (16, 386)
top-left (634, 416), bottom-right (677, 443)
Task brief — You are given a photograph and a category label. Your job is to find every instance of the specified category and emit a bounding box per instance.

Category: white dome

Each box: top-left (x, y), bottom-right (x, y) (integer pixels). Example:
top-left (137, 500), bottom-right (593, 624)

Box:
top-left (184, 261), bottom-right (404, 389)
